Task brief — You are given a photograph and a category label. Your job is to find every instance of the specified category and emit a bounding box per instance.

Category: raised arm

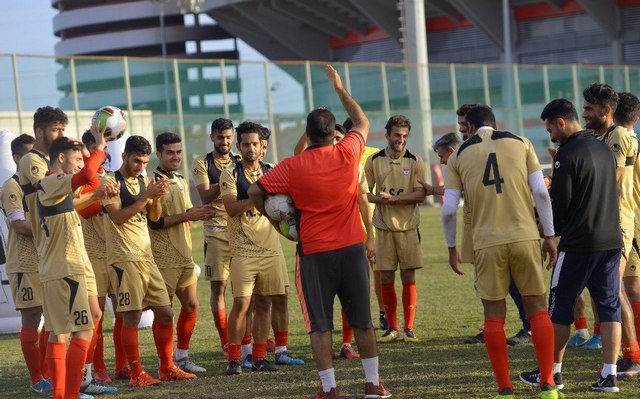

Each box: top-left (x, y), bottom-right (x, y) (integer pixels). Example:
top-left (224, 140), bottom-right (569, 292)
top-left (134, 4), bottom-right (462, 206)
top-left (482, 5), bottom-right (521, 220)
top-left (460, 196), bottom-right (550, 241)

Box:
top-left (326, 65), bottom-right (369, 142)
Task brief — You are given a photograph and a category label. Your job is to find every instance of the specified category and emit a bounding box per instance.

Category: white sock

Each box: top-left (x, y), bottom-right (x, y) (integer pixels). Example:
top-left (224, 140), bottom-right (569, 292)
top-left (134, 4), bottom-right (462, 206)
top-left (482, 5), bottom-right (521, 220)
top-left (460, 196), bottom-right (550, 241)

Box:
top-left (602, 363), bottom-right (616, 378)
top-left (361, 356), bottom-right (380, 385)
top-left (241, 344), bottom-right (252, 359)
top-left (318, 368), bottom-right (336, 392)
top-left (275, 345), bottom-right (287, 354)
top-left (81, 363), bottom-right (93, 387)
top-left (576, 328), bottom-right (589, 337)
top-left (175, 348), bottom-right (188, 361)
top-left (553, 362), bottom-right (562, 374)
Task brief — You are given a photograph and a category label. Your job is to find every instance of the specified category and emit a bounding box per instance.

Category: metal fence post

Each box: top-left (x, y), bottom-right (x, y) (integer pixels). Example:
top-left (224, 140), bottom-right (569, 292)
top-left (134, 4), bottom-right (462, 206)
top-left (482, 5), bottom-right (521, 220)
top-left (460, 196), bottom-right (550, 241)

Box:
top-left (381, 63), bottom-right (391, 120)
top-left (172, 59), bottom-right (189, 179)
top-left (123, 56), bottom-right (134, 124)
top-left (449, 63), bottom-right (458, 127)
top-left (69, 58), bottom-right (81, 137)
top-left (305, 61), bottom-right (314, 111)
top-left (220, 60), bottom-right (229, 119)
top-left (11, 54), bottom-right (23, 134)
top-left (542, 65), bottom-right (550, 103)
top-left (571, 65), bottom-right (580, 106)
top-left (264, 62), bottom-right (278, 163)
top-left (482, 64), bottom-right (491, 106)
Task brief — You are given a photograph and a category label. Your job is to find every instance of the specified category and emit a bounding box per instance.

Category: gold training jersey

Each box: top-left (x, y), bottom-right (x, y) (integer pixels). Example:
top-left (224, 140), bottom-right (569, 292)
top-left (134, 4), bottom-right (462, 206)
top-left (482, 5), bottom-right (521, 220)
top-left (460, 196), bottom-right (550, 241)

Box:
top-left (101, 172), bottom-right (154, 264)
top-left (445, 128), bottom-right (541, 250)
top-left (364, 148), bottom-right (425, 231)
top-left (1, 176), bottom-right (38, 273)
top-left (81, 215), bottom-right (107, 260)
top-left (630, 131), bottom-right (640, 237)
top-left (219, 162), bottom-right (281, 257)
top-left (192, 153), bottom-right (236, 236)
top-left (600, 125), bottom-right (635, 230)
top-left (149, 167), bottom-right (195, 269)
top-left (36, 174), bottom-right (87, 281)
top-left (18, 149), bottom-right (49, 256)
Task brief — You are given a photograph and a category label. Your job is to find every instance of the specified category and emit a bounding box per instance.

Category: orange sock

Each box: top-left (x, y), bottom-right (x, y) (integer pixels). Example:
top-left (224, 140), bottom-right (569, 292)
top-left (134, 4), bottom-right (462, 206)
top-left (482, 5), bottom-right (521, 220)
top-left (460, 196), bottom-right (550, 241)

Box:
top-left (227, 344), bottom-right (241, 361)
top-left (113, 315), bottom-right (127, 370)
top-left (274, 330), bottom-right (288, 348)
top-left (39, 329), bottom-right (49, 379)
top-left (402, 282), bottom-right (417, 331)
top-left (93, 316), bottom-right (106, 372)
top-left (241, 334), bottom-right (252, 345)
top-left (213, 308), bottom-right (229, 348)
top-left (47, 341), bottom-right (66, 399)
top-left (64, 337), bottom-right (90, 399)
top-left (484, 318), bottom-right (512, 392)
top-left (85, 323), bottom-right (99, 365)
top-left (253, 342), bottom-right (267, 361)
top-left (20, 327), bottom-right (42, 385)
top-left (632, 301), bottom-right (640, 341)
top-left (621, 341), bottom-right (640, 363)
top-left (574, 316), bottom-right (588, 331)
top-left (529, 311), bottom-right (555, 387)
top-left (341, 309), bottom-right (353, 344)
top-left (177, 309), bottom-right (197, 350)
top-left (121, 325), bottom-right (143, 377)
top-left (594, 322), bottom-right (601, 335)
top-left (154, 321), bottom-right (175, 372)
top-left (381, 283), bottom-right (398, 331)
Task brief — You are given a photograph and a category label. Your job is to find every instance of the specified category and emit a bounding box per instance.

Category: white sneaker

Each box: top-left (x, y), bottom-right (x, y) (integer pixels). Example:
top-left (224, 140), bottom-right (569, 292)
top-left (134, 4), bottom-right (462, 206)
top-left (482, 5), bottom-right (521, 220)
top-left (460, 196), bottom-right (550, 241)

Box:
top-left (175, 357), bottom-right (207, 373)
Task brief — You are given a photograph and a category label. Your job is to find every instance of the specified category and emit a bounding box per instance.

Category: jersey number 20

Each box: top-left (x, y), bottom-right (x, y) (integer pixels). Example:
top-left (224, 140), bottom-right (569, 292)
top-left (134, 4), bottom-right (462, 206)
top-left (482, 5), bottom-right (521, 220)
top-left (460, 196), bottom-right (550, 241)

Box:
top-left (483, 153), bottom-right (504, 194)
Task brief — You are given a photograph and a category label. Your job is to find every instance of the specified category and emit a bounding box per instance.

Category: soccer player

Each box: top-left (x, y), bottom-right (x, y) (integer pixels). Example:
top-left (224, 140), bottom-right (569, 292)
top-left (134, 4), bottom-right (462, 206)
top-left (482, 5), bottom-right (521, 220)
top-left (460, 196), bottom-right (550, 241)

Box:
top-left (221, 121), bottom-right (288, 374)
top-left (250, 64), bottom-right (390, 399)
top-left (365, 115), bottom-right (426, 343)
top-left (613, 92), bottom-right (640, 377)
top-left (442, 105), bottom-right (560, 399)
top-left (1, 134), bottom-right (51, 394)
top-left (192, 118), bottom-right (237, 353)
top-left (37, 133), bottom-right (110, 399)
top-left (582, 83), bottom-right (640, 373)
top-left (148, 132), bottom-right (214, 373)
top-left (520, 99), bottom-right (622, 393)
top-left (101, 136), bottom-right (195, 387)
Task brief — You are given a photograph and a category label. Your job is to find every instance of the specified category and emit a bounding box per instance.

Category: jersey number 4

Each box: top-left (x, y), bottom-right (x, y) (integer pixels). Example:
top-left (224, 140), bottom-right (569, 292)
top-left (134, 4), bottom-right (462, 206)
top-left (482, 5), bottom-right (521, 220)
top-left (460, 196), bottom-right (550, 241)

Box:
top-left (483, 153), bottom-right (504, 194)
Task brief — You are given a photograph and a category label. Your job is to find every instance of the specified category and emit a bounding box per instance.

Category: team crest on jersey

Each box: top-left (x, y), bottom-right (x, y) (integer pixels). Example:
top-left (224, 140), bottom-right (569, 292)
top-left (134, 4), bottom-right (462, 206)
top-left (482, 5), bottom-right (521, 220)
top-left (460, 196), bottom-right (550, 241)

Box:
top-left (193, 168), bottom-right (199, 175)
top-left (403, 168), bottom-right (410, 175)
top-left (57, 174), bottom-right (64, 179)
top-left (554, 161), bottom-right (560, 169)
top-left (221, 181), bottom-right (227, 189)
top-left (31, 166), bottom-right (39, 174)
top-left (8, 193), bottom-right (17, 202)
top-left (612, 143), bottom-right (620, 152)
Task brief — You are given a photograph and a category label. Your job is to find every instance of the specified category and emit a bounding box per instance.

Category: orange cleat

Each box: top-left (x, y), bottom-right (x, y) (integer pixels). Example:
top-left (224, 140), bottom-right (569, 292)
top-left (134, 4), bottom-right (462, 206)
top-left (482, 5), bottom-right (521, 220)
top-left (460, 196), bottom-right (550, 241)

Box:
top-left (339, 344), bottom-right (360, 359)
top-left (94, 369), bottom-right (112, 385)
top-left (159, 365), bottom-right (196, 381)
top-left (114, 366), bottom-right (131, 380)
top-left (129, 371), bottom-right (161, 387)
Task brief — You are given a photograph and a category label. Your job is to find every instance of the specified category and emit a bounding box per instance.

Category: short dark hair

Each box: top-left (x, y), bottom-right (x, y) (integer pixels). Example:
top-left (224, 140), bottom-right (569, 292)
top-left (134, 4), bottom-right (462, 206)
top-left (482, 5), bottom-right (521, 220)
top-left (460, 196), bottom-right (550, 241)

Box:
top-left (156, 132), bottom-right (181, 152)
top-left (81, 129), bottom-right (95, 148)
top-left (11, 133), bottom-right (35, 156)
top-left (49, 136), bottom-right (84, 161)
top-left (456, 103), bottom-right (482, 117)
top-left (33, 106), bottom-right (68, 132)
top-left (124, 135), bottom-right (152, 156)
top-left (259, 125), bottom-right (271, 142)
top-left (613, 92), bottom-right (640, 126)
top-left (433, 132), bottom-right (461, 152)
top-left (385, 115), bottom-right (411, 134)
top-left (342, 118), bottom-right (353, 132)
top-left (540, 99), bottom-right (579, 123)
top-left (235, 121), bottom-right (264, 143)
top-left (583, 83), bottom-right (618, 113)
top-left (211, 118), bottom-right (234, 135)
top-left (334, 124), bottom-right (346, 135)
top-left (465, 105), bottom-right (496, 130)
top-left (306, 108), bottom-right (336, 141)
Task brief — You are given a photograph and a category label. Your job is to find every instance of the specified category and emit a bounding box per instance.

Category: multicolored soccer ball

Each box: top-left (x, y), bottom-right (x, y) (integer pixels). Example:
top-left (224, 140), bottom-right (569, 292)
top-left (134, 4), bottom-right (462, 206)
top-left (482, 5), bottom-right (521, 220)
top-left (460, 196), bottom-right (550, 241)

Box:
top-left (279, 219), bottom-right (298, 241)
top-left (92, 106), bottom-right (127, 141)
top-left (264, 194), bottom-right (296, 222)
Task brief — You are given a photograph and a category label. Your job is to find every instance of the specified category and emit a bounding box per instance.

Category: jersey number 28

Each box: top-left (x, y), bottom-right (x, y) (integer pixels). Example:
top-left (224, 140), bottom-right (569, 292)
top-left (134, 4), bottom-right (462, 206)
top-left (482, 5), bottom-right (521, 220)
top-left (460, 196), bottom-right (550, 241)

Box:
top-left (483, 153), bottom-right (504, 194)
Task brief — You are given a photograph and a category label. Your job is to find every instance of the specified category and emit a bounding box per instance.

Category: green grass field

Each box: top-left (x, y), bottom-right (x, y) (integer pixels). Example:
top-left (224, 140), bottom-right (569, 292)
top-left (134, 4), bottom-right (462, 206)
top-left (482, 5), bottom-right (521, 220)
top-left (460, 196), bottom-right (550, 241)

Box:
top-left (1, 207), bottom-right (639, 398)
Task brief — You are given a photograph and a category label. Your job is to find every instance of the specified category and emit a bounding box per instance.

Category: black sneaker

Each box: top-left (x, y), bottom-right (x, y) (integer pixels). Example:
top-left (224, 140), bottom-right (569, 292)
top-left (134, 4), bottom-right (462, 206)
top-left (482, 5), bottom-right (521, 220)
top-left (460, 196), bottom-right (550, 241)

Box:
top-left (591, 374), bottom-right (619, 393)
top-left (617, 358), bottom-right (640, 379)
top-left (225, 359), bottom-right (242, 375)
top-left (507, 329), bottom-right (531, 346)
top-left (379, 311), bottom-right (388, 330)
top-left (463, 331), bottom-right (484, 344)
top-left (251, 358), bottom-right (279, 372)
top-left (519, 368), bottom-right (564, 390)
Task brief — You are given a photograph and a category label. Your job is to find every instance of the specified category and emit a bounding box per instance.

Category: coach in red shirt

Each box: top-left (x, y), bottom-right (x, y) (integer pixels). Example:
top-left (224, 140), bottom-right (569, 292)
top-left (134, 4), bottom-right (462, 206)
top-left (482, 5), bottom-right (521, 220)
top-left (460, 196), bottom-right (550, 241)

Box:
top-left (249, 65), bottom-right (390, 399)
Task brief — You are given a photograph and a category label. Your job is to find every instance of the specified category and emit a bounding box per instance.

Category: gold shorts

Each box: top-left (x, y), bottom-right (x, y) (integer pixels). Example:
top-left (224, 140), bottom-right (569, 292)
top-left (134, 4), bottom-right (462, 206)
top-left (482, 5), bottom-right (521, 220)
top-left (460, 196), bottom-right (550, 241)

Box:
top-left (84, 259), bottom-right (97, 298)
top-left (204, 231), bottom-right (230, 282)
top-left (622, 226), bottom-right (634, 261)
top-left (43, 274), bottom-right (93, 335)
top-left (279, 252), bottom-right (290, 287)
top-left (460, 222), bottom-right (474, 264)
top-left (159, 265), bottom-right (198, 297)
top-left (229, 255), bottom-right (286, 298)
top-left (625, 238), bottom-right (640, 278)
top-left (373, 228), bottom-right (423, 272)
top-left (88, 257), bottom-right (111, 297)
top-left (8, 272), bottom-right (43, 309)
top-left (474, 240), bottom-right (546, 301)
top-left (108, 261), bottom-right (171, 312)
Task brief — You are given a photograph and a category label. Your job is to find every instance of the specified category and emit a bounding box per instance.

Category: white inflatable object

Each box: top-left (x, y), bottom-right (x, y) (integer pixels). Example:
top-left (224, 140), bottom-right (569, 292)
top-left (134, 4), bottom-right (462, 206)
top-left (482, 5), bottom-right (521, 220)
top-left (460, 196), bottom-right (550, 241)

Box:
top-left (104, 131), bottom-right (130, 172)
top-left (0, 130), bottom-right (16, 183)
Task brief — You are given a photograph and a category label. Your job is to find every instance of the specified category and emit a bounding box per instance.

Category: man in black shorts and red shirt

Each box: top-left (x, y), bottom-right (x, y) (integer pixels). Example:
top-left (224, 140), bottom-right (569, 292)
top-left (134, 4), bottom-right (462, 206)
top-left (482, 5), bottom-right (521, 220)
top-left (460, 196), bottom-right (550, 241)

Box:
top-left (249, 65), bottom-right (390, 399)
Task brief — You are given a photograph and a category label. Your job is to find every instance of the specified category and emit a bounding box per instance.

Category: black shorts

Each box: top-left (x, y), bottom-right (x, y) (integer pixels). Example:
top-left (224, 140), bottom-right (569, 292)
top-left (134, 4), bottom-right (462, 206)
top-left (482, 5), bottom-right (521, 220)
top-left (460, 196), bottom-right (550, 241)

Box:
top-left (548, 249), bottom-right (621, 325)
top-left (295, 243), bottom-right (373, 333)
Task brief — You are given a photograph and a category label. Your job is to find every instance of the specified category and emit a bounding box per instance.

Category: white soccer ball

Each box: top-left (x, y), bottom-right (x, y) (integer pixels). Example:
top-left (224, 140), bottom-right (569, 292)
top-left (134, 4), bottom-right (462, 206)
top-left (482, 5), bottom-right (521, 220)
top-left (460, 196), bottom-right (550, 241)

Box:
top-left (264, 194), bottom-right (296, 222)
top-left (279, 219), bottom-right (298, 241)
top-left (92, 106), bottom-right (127, 142)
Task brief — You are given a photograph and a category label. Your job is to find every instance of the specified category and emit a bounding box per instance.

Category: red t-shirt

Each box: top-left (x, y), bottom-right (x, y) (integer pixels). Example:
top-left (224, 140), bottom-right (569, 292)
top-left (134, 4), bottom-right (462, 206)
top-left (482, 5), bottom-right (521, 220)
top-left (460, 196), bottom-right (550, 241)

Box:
top-left (257, 132), bottom-right (365, 255)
